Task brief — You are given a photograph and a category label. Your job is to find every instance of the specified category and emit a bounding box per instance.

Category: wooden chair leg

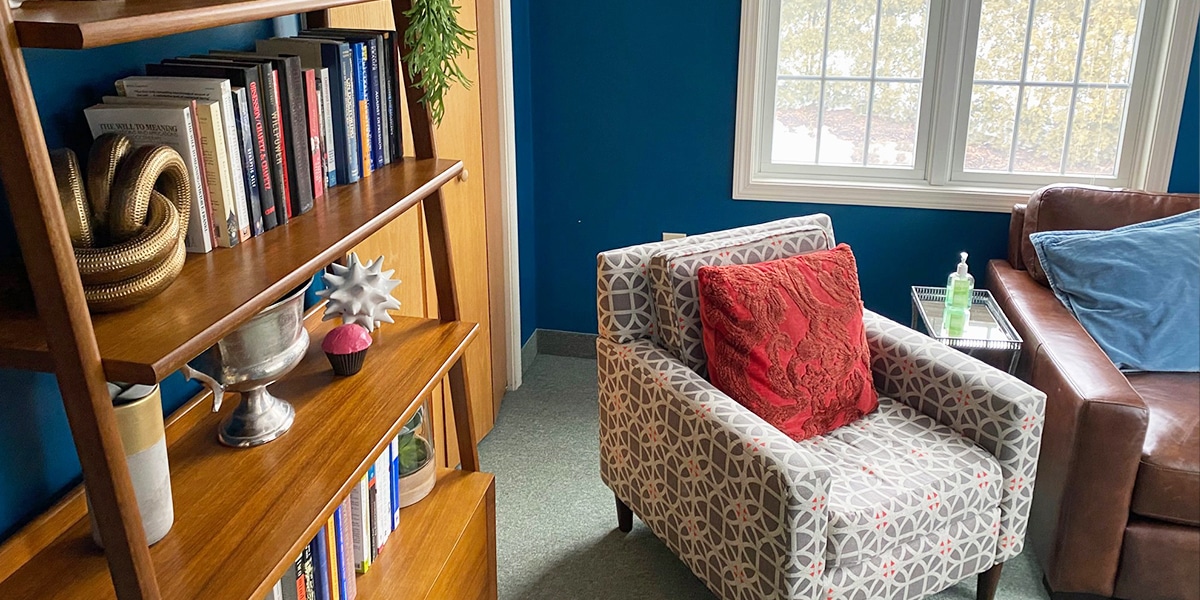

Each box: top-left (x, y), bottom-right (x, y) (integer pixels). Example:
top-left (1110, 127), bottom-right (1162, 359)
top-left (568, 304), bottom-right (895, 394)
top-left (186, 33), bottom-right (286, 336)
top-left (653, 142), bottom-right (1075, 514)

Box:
top-left (977, 562), bottom-right (1003, 600)
top-left (615, 494), bottom-right (633, 533)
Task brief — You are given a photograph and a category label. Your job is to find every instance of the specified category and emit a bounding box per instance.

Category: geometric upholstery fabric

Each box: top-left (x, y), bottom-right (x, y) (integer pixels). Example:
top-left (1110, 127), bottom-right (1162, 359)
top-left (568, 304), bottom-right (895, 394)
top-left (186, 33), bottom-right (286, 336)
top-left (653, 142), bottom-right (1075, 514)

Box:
top-left (597, 214), bottom-right (834, 347)
top-left (647, 218), bottom-right (835, 374)
top-left (815, 397), bottom-right (1003, 566)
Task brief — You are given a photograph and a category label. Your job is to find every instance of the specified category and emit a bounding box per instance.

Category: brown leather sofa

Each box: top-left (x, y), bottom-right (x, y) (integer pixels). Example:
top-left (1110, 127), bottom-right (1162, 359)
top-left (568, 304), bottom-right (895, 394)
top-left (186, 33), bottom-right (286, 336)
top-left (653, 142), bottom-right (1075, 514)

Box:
top-left (987, 184), bottom-right (1200, 600)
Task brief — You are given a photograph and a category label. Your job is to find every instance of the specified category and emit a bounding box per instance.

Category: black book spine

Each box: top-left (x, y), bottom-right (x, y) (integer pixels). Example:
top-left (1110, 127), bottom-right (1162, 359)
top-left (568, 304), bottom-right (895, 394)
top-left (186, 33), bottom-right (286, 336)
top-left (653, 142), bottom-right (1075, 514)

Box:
top-left (301, 545), bottom-right (316, 600)
top-left (278, 57), bottom-right (316, 216)
top-left (365, 39), bottom-right (384, 170)
top-left (384, 32), bottom-right (401, 160)
top-left (262, 69), bottom-right (290, 225)
top-left (246, 80), bottom-right (280, 231)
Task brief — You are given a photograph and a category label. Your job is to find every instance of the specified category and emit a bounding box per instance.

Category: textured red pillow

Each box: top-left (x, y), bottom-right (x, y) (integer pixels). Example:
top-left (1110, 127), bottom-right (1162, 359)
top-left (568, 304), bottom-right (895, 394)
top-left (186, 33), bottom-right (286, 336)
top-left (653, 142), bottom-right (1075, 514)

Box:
top-left (697, 244), bottom-right (878, 441)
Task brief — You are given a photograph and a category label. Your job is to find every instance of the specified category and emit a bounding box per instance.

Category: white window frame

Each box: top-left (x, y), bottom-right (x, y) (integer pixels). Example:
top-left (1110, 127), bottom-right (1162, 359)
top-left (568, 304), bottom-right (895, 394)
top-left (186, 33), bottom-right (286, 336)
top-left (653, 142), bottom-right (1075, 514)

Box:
top-left (733, 0), bottom-right (1199, 212)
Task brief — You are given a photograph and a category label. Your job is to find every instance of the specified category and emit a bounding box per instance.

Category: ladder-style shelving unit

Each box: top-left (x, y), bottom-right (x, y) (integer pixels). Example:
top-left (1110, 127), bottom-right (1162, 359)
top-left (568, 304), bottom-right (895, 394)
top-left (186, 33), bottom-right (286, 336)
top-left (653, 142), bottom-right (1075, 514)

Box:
top-left (0, 1), bottom-right (495, 599)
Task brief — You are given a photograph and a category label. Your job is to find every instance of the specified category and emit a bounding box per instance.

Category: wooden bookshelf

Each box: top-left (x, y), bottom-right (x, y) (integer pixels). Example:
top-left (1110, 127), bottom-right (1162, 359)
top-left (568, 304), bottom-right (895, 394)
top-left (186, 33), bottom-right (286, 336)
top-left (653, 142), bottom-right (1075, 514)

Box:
top-left (0, 158), bottom-right (463, 384)
top-left (0, 314), bottom-right (479, 600)
top-left (13, 0), bottom-right (371, 49)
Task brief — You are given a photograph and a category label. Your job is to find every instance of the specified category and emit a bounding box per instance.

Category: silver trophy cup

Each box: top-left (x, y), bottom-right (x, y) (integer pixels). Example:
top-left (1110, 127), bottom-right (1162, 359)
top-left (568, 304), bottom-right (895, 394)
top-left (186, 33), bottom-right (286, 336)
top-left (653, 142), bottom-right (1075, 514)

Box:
top-left (182, 283), bottom-right (310, 447)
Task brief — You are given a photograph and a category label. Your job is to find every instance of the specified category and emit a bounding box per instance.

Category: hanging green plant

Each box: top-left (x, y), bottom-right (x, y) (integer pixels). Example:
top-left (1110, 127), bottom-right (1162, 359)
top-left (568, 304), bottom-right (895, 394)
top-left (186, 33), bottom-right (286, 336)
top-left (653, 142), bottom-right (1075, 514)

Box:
top-left (403, 0), bottom-right (475, 126)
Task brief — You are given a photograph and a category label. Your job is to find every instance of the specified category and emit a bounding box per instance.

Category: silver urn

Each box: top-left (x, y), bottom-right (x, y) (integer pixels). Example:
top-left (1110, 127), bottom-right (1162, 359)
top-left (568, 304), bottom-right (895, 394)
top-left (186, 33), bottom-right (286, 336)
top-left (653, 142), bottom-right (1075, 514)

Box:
top-left (182, 283), bottom-right (310, 447)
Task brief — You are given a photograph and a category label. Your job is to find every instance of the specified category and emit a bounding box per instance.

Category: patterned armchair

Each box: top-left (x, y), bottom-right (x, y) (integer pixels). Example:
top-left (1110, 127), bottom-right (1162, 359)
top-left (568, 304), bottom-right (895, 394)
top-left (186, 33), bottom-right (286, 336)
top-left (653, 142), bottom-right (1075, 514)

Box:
top-left (596, 216), bottom-right (1046, 600)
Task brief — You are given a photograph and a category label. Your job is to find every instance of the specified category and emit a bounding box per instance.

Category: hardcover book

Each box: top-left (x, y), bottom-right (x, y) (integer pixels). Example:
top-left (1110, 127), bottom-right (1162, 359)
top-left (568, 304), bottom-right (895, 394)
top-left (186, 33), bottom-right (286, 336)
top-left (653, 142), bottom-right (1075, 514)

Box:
top-left (349, 474), bottom-right (371, 573)
top-left (302, 68), bottom-right (326, 198)
top-left (325, 517), bottom-right (340, 600)
top-left (301, 545), bottom-right (316, 600)
top-left (83, 104), bottom-right (214, 253)
top-left (305, 28), bottom-right (399, 161)
top-left (281, 556), bottom-right (300, 600)
top-left (231, 86), bottom-right (265, 236)
top-left (373, 450), bottom-right (391, 551)
top-left (389, 436), bottom-right (400, 530)
top-left (338, 497), bottom-right (358, 599)
top-left (317, 67), bottom-right (336, 188)
top-left (300, 30), bottom-right (384, 169)
top-left (312, 528), bottom-right (330, 600)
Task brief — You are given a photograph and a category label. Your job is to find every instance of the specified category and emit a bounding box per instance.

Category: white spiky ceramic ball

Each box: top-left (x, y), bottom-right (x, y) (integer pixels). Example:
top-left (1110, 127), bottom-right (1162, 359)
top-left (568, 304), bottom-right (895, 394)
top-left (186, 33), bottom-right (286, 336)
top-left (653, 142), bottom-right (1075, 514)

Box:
top-left (318, 253), bottom-right (402, 332)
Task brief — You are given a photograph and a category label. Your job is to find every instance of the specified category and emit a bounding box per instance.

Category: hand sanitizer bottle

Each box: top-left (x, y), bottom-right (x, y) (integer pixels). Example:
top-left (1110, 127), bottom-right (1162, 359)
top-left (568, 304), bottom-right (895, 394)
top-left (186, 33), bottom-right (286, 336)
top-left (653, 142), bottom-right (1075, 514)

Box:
top-left (942, 252), bottom-right (974, 337)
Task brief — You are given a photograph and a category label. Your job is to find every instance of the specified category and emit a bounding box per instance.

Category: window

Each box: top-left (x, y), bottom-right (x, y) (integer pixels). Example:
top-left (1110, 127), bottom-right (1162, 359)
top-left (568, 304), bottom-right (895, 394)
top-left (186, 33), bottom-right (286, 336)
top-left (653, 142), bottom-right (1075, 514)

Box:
top-left (734, 0), bottom-right (1198, 211)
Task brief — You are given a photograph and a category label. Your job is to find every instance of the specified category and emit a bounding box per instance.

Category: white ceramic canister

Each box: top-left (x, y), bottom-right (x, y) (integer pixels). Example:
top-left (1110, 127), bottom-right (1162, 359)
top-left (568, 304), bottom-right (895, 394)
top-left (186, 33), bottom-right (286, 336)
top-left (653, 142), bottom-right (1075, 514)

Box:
top-left (88, 383), bottom-right (174, 547)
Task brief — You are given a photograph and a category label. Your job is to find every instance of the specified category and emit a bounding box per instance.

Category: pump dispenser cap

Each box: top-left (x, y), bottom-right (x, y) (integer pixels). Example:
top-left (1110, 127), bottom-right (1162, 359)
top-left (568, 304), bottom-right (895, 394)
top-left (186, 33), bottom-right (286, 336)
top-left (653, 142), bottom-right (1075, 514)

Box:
top-left (957, 252), bottom-right (969, 276)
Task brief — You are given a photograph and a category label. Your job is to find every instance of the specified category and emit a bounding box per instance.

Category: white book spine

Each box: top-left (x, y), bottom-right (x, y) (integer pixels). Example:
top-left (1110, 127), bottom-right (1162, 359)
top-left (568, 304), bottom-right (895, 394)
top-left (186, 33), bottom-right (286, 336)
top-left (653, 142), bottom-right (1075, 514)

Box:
top-left (271, 581), bottom-right (283, 600)
top-left (373, 451), bottom-right (391, 549)
top-left (349, 475), bottom-right (371, 572)
top-left (191, 102), bottom-right (239, 248)
top-left (318, 67), bottom-right (336, 187)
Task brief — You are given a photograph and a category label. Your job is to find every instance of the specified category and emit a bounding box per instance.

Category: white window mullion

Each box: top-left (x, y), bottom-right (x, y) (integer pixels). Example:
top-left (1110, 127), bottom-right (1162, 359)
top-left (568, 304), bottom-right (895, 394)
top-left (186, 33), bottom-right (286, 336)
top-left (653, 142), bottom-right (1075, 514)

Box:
top-left (862, 0), bottom-right (884, 167)
top-left (1006, 0), bottom-right (1040, 173)
top-left (1060, 0), bottom-right (1093, 174)
top-left (814, 0), bottom-right (834, 162)
top-left (927, 0), bottom-right (969, 187)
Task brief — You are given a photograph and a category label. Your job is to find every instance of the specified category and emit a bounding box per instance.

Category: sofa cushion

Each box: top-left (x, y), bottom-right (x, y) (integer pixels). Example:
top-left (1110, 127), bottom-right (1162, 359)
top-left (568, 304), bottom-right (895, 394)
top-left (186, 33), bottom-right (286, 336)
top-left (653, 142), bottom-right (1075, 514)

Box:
top-left (1020, 184), bottom-right (1199, 286)
top-left (697, 246), bottom-right (877, 442)
top-left (1129, 372), bottom-right (1200, 527)
top-left (1029, 210), bottom-right (1200, 372)
top-left (647, 220), bottom-right (834, 373)
top-left (806, 397), bottom-right (1004, 566)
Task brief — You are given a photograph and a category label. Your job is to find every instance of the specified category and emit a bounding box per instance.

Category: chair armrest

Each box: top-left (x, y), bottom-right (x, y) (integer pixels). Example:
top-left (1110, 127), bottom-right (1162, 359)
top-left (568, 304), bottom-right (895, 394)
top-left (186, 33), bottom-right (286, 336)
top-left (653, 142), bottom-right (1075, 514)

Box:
top-left (597, 337), bottom-right (831, 600)
top-left (987, 260), bottom-right (1148, 595)
top-left (863, 310), bottom-right (1046, 564)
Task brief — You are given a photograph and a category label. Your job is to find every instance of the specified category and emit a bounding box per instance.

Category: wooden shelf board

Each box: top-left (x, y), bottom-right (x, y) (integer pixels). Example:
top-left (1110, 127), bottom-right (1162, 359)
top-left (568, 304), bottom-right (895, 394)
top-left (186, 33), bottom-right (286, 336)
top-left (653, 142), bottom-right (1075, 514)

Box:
top-left (13, 0), bottom-right (374, 49)
top-left (357, 469), bottom-right (495, 599)
top-left (0, 314), bottom-right (479, 600)
top-left (0, 158), bottom-right (462, 384)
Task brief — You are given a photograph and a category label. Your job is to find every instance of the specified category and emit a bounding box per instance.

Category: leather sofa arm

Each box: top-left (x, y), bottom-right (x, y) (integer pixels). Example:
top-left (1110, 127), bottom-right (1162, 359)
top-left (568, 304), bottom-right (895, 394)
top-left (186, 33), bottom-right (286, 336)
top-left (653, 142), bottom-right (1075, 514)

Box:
top-left (597, 337), bottom-right (834, 600)
top-left (987, 260), bottom-right (1149, 596)
top-left (1008, 204), bottom-right (1026, 270)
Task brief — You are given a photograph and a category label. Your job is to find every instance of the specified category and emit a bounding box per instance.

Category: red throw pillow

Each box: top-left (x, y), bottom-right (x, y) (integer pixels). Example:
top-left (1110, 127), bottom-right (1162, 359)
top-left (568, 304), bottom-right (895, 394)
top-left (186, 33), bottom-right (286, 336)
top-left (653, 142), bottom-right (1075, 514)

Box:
top-left (697, 244), bottom-right (878, 441)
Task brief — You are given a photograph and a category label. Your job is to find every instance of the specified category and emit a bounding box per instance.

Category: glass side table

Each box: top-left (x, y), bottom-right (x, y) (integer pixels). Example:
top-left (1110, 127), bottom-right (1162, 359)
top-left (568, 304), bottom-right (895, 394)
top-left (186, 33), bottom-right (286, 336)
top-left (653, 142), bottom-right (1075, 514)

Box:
top-left (910, 286), bottom-right (1023, 374)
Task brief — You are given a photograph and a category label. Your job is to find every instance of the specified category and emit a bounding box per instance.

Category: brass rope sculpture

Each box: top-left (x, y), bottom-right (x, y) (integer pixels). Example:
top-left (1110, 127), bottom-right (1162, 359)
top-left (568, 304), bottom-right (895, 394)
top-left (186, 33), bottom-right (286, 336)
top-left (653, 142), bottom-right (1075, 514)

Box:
top-left (50, 134), bottom-right (192, 312)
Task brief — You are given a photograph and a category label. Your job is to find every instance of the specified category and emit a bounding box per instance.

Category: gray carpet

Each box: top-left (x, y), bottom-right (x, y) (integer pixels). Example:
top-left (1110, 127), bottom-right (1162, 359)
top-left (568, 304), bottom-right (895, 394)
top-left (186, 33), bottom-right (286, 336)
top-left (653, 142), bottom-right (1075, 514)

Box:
top-left (479, 354), bottom-right (1051, 600)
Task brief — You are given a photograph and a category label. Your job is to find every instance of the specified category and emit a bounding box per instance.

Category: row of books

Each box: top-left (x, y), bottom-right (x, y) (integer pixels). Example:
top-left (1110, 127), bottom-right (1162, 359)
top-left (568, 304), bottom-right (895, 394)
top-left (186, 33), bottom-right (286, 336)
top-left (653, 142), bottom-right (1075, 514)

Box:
top-left (266, 434), bottom-right (406, 600)
top-left (83, 27), bottom-right (403, 254)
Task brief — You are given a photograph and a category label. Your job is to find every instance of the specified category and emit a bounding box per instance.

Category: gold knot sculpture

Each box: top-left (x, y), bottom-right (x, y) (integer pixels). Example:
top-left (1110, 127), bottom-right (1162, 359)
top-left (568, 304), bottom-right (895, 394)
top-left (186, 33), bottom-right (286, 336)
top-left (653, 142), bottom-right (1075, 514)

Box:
top-left (50, 134), bottom-right (192, 312)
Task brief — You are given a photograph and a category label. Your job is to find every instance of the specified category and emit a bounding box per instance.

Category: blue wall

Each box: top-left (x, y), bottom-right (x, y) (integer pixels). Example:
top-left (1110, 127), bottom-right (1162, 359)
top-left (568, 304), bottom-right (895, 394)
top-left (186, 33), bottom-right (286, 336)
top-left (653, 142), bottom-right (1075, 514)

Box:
top-left (514, 0), bottom-right (1200, 337)
top-left (1169, 31), bottom-right (1200, 194)
top-left (0, 20), bottom-right (282, 541)
top-left (512, 0), bottom-right (538, 344)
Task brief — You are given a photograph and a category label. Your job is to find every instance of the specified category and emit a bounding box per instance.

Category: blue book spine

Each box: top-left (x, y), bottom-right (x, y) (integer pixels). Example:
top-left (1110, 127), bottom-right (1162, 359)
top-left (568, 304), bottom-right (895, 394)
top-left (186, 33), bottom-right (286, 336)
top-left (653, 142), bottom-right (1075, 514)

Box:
top-left (389, 437), bottom-right (400, 530)
top-left (364, 39), bottom-right (383, 171)
top-left (337, 46), bottom-right (360, 183)
top-left (350, 42), bottom-right (372, 177)
top-left (231, 87), bottom-right (264, 236)
top-left (333, 507), bottom-right (349, 600)
top-left (319, 43), bottom-right (351, 186)
top-left (312, 530), bottom-right (330, 600)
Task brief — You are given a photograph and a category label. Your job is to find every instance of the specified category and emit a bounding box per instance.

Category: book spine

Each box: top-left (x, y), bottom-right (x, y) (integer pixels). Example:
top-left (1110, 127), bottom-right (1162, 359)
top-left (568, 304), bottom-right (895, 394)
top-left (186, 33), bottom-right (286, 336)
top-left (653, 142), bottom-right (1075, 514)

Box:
top-left (248, 81), bottom-right (279, 230)
top-left (231, 87), bottom-right (264, 236)
top-left (325, 517), bottom-right (340, 600)
top-left (386, 33), bottom-right (402, 159)
top-left (364, 39), bottom-right (384, 169)
top-left (389, 437), bottom-right (400, 530)
top-left (281, 59), bottom-right (315, 216)
top-left (351, 43), bottom-right (372, 178)
top-left (281, 559), bottom-right (299, 600)
top-left (303, 69), bottom-right (325, 199)
top-left (216, 82), bottom-right (250, 241)
top-left (367, 464), bottom-right (378, 560)
top-left (338, 47), bottom-right (360, 183)
top-left (193, 102), bottom-right (240, 247)
top-left (312, 530), bottom-right (330, 600)
top-left (318, 68), bottom-right (337, 187)
top-left (272, 580), bottom-right (284, 600)
top-left (350, 475), bottom-right (371, 573)
top-left (265, 70), bottom-right (291, 224)
top-left (178, 108), bottom-right (214, 253)
top-left (339, 497), bottom-right (357, 600)
top-left (302, 545), bottom-right (316, 600)
top-left (381, 33), bottom-right (399, 162)
top-left (373, 451), bottom-right (390, 551)
top-left (186, 102), bottom-right (218, 250)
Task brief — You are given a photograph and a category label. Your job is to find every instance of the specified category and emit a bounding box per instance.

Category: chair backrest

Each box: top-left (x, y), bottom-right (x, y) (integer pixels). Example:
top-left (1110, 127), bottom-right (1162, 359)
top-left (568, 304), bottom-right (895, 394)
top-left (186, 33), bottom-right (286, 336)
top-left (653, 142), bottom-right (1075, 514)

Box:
top-left (596, 215), bottom-right (835, 373)
top-left (1013, 184), bottom-right (1199, 285)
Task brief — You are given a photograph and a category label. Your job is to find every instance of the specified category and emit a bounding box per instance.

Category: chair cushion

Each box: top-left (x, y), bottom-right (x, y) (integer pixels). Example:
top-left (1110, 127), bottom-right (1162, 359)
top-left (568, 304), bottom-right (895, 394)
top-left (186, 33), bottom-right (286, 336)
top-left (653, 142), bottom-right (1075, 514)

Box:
top-left (802, 397), bottom-right (1004, 566)
top-left (1129, 372), bottom-right (1200, 526)
top-left (647, 219), bottom-right (834, 373)
top-left (698, 246), bottom-right (877, 442)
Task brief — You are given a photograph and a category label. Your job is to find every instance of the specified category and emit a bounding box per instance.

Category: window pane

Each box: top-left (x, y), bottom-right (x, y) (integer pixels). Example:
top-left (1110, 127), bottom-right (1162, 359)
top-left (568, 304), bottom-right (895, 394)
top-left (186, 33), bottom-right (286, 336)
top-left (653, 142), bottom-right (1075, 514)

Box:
top-left (1066, 88), bottom-right (1126, 175)
top-left (1013, 86), bottom-right (1073, 173)
top-left (974, 0), bottom-right (1030, 81)
top-left (1026, 0), bottom-right (1086, 83)
top-left (772, 80), bottom-right (822, 164)
top-left (868, 82), bottom-right (921, 166)
top-left (964, 84), bottom-right (1018, 172)
top-left (779, 0), bottom-right (829, 77)
top-left (875, 0), bottom-right (929, 79)
top-left (825, 0), bottom-right (878, 77)
top-left (1080, 1), bottom-right (1141, 84)
top-left (820, 81), bottom-right (870, 164)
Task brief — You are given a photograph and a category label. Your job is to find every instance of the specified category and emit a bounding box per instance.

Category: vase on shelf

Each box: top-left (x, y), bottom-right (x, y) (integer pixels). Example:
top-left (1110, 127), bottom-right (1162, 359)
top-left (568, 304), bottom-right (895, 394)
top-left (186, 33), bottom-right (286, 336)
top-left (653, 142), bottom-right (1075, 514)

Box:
top-left (398, 404), bottom-right (436, 507)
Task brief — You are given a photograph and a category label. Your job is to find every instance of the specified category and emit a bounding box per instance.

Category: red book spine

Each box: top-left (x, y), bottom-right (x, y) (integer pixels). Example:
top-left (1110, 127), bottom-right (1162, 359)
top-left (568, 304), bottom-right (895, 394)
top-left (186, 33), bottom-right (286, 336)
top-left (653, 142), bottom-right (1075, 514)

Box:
top-left (271, 70), bottom-right (292, 220)
top-left (304, 69), bottom-right (325, 200)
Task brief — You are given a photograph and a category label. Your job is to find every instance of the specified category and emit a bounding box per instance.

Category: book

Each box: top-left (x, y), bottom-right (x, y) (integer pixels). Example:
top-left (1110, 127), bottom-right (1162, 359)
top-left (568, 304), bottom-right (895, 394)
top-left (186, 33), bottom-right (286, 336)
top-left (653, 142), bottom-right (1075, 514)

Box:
top-left (373, 450), bottom-right (391, 552)
top-left (325, 517), bottom-right (340, 600)
top-left (317, 67), bottom-right (336, 188)
top-left (301, 545), bottom-right (316, 600)
top-left (114, 75), bottom-right (251, 242)
top-left (147, 61), bottom-right (281, 230)
top-left (349, 474), bottom-right (371, 573)
top-left (312, 528), bottom-right (330, 600)
top-left (102, 96), bottom-right (241, 248)
top-left (83, 104), bottom-right (213, 253)
top-left (302, 68), bottom-right (326, 198)
top-left (300, 30), bottom-right (384, 169)
top-left (367, 464), bottom-right (378, 559)
top-left (281, 555), bottom-right (300, 600)
top-left (208, 51), bottom-right (315, 216)
top-left (305, 28), bottom-right (399, 161)
top-left (231, 86), bottom-right (265, 236)
top-left (254, 37), bottom-right (355, 185)
top-left (389, 436), bottom-right (400, 531)
top-left (271, 581), bottom-right (284, 600)
top-left (338, 497), bottom-right (357, 600)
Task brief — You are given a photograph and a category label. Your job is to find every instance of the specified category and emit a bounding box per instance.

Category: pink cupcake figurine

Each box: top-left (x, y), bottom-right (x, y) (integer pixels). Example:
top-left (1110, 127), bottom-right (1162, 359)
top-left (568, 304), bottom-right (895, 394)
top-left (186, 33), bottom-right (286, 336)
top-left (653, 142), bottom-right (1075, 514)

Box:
top-left (322, 323), bottom-right (373, 376)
